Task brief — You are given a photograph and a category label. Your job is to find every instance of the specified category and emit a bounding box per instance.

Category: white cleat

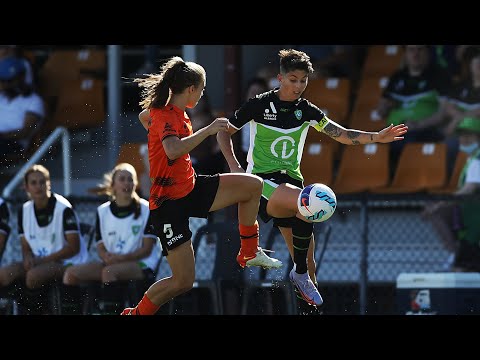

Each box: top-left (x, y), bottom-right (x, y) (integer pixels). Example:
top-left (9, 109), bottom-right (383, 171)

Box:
top-left (245, 248), bottom-right (283, 269)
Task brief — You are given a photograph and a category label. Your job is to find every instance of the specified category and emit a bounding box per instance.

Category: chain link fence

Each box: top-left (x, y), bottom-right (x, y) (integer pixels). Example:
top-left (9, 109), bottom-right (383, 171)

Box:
top-left (1, 194), bottom-right (474, 314)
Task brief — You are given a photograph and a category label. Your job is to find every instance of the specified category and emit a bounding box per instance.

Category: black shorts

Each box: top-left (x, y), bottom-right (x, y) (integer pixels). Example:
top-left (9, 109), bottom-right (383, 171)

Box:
top-left (256, 171), bottom-right (303, 229)
top-left (149, 174), bottom-right (220, 256)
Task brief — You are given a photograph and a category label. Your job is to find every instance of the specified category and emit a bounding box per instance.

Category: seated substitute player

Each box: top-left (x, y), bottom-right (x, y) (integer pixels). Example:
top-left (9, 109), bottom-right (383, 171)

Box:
top-left (217, 48), bottom-right (408, 307)
top-left (63, 163), bottom-right (161, 311)
top-left (9, 165), bottom-right (88, 313)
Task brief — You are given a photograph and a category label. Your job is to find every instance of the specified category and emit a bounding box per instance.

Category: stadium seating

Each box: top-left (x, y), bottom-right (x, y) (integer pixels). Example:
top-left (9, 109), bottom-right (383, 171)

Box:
top-left (348, 76), bottom-right (388, 131)
top-left (361, 45), bottom-right (404, 79)
top-left (301, 140), bottom-right (335, 187)
top-left (372, 142), bottom-right (447, 193)
top-left (302, 77), bottom-right (351, 125)
top-left (51, 78), bottom-right (106, 130)
top-left (38, 48), bottom-right (106, 99)
top-left (429, 150), bottom-right (468, 194)
top-left (332, 143), bottom-right (390, 194)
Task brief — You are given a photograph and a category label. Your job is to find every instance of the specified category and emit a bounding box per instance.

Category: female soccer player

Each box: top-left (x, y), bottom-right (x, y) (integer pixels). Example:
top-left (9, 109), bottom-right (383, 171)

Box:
top-left (63, 163), bottom-right (161, 311)
top-left (7, 164), bottom-right (88, 312)
top-left (217, 49), bottom-right (408, 307)
top-left (121, 56), bottom-right (281, 315)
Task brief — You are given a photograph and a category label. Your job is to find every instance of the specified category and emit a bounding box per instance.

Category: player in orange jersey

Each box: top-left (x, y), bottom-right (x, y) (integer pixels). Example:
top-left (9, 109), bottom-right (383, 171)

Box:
top-left (121, 56), bottom-right (282, 315)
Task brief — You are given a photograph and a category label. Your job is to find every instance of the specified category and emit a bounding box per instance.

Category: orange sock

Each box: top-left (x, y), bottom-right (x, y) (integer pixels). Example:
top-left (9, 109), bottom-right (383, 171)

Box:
top-left (239, 220), bottom-right (259, 255)
top-left (136, 292), bottom-right (160, 315)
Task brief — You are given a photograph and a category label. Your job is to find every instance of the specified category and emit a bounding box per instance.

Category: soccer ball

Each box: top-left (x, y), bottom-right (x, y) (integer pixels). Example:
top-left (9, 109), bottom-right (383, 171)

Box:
top-left (297, 183), bottom-right (337, 222)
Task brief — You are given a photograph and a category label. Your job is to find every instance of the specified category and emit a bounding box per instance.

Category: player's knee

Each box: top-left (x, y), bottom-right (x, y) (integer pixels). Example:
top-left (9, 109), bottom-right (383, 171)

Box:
top-left (172, 273), bottom-right (195, 296)
top-left (62, 268), bottom-right (77, 286)
top-left (25, 273), bottom-right (41, 289)
top-left (249, 174), bottom-right (263, 196)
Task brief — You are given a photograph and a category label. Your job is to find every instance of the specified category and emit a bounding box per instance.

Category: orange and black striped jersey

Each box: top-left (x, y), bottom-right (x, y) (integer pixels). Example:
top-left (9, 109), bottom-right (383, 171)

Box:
top-left (147, 105), bottom-right (195, 210)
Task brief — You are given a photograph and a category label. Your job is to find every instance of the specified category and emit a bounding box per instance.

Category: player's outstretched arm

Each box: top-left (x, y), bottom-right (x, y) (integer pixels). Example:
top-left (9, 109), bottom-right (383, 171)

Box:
top-left (322, 119), bottom-right (408, 145)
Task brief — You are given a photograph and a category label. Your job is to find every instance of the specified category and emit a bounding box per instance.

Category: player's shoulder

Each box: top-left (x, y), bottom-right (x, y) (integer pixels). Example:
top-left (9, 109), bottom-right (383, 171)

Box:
top-left (245, 89), bottom-right (274, 106)
top-left (299, 97), bottom-right (323, 114)
top-left (139, 198), bottom-right (150, 208)
top-left (97, 201), bottom-right (112, 211)
top-left (53, 193), bottom-right (72, 208)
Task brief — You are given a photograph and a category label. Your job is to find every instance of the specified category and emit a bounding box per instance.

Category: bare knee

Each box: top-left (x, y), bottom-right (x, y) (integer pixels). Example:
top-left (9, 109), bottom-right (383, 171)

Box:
top-left (101, 267), bottom-right (117, 283)
top-left (63, 268), bottom-right (78, 285)
top-left (25, 272), bottom-right (41, 289)
top-left (171, 274), bottom-right (195, 296)
top-left (248, 174), bottom-right (263, 197)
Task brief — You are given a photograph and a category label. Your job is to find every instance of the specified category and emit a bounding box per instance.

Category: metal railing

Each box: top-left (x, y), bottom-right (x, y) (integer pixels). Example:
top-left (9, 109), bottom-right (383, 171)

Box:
top-left (2, 127), bottom-right (71, 198)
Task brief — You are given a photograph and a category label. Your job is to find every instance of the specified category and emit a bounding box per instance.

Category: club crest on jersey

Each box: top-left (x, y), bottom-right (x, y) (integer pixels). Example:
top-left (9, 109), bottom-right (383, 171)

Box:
top-left (132, 225), bottom-right (140, 235)
top-left (294, 109), bottom-right (302, 120)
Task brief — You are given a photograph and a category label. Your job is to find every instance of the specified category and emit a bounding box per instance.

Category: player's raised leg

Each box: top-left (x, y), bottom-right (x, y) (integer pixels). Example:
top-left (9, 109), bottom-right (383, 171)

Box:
top-left (209, 173), bottom-right (282, 269)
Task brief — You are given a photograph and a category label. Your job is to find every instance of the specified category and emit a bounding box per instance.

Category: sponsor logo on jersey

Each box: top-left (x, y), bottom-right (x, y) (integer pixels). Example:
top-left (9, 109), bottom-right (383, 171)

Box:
top-left (271, 136), bottom-right (296, 159)
top-left (264, 102), bottom-right (278, 121)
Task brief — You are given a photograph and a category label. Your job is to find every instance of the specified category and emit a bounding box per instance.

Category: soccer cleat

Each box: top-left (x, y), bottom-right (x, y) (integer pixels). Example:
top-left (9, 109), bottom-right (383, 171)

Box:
top-left (289, 269), bottom-right (323, 306)
top-left (120, 307), bottom-right (139, 315)
top-left (236, 247), bottom-right (283, 269)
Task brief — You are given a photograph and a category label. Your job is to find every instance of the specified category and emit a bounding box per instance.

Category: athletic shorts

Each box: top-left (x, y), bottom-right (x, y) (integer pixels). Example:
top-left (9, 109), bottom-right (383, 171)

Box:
top-left (255, 171), bottom-right (303, 228)
top-left (149, 174), bottom-right (220, 256)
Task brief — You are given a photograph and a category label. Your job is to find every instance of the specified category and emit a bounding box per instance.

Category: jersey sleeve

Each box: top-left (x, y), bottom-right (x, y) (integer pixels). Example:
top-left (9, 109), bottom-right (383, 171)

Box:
top-left (63, 207), bottom-right (80, 234)
top-left (150, 108), bottom-right (181, 142)
top-left (228, 98), bottom-right (258, 130)
top-left (307, 102), bottom-right (330, 132)
top-left (0, 202), bottom-right (10, 237)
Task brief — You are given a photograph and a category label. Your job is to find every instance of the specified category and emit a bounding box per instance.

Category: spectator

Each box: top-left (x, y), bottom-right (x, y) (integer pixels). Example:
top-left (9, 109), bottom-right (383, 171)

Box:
top-left (422, 118), bottom-right (480, 271)
top-left (0, 45), bottom-right (35, 87)
top-left (429, 46), bottom-right (480, 173)
top-left (6, 165), bottom-right (88, 313)
top-left (0, 56), bottom-right (45, 164)
top-left (63, 162), bottom-right (160, 313)
top-left (376, 45), bottom-right (453, 168)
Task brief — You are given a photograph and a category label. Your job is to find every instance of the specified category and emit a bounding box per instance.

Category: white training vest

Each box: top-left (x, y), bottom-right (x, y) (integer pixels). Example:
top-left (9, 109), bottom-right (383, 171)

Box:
top-left (96, 198), bottom-right (160, 270)
top-left (22, 193), bottom-right (88, 265)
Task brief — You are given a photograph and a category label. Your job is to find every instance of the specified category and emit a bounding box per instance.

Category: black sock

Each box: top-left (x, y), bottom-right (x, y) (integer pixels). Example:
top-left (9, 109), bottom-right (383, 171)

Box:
top-left (292, 217), bottom-right (314, 274)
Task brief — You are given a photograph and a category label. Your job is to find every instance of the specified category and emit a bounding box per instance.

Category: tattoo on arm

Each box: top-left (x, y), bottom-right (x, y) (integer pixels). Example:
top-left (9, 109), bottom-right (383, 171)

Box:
top-left (347, 131), bottom-right (361, 145)
top-left (323, 123), bottom-right (342, 138)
